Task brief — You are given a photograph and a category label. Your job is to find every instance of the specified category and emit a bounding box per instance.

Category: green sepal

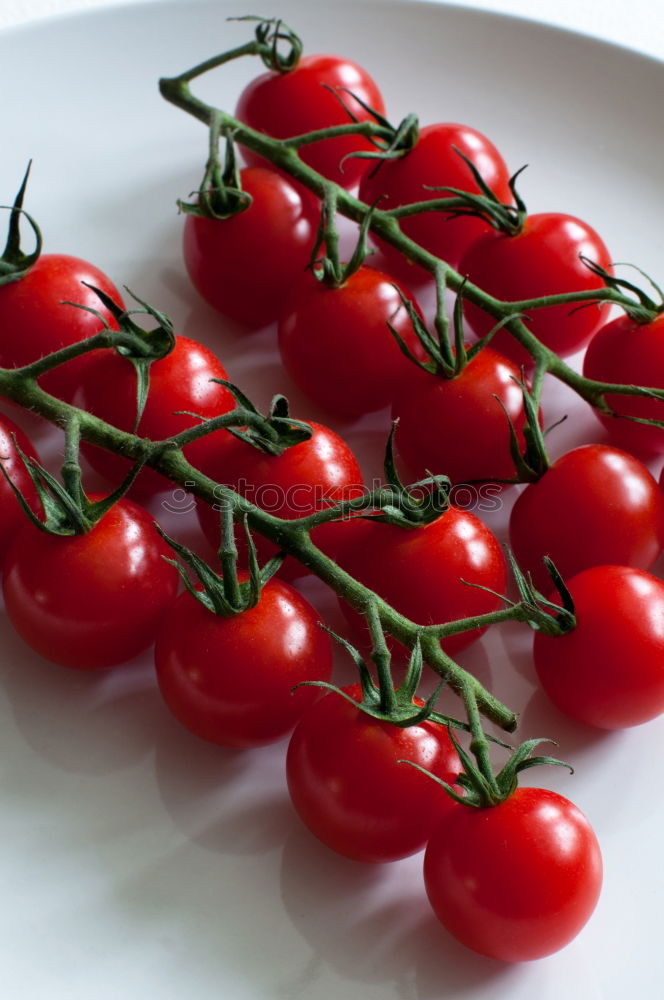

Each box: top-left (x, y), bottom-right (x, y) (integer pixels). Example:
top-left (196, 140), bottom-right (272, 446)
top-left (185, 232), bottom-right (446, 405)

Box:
top-left (178, 115), bottom-right (252, 221)
top-left (430, 149), bottom-right (528, 236)
top-left (0, 161), bottom-right (43, 286)
top-left (0, 426), bottom-right (146, 537)
top-left (230, 16), bottom-right (303, 72)
top-left (580, 257), bottom-right (664, 325)
top-left (211, 382), bottom-right (313, 455)
top-left (72, 284), bottom-right (175, 433)
top-left (507, 551), bottom-right (576, 635)
top-left (309, 188), bottom-right (375, 287)
top-left (368, 422), bottom-right (451, 528)
top-left (156, 515), bottom-right (285, 618)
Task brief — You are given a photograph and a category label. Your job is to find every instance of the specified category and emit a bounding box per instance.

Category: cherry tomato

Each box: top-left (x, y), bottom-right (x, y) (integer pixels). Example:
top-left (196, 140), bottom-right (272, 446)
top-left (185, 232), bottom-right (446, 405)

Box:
top-left (358, 122), bottom-right (512, 280)
top-left (335, 507), bottom-right (507, 657)
top-left (286, 684), bottom-right (460, 862)
top-left (75, 335), bottom-right (235, 496)
top-left (583, 312), bottom-right (664, 456)
top-left (392, 346), bottom-right (529, 485)
top-left (154, 577), bottom-right (333, 748)
top-left (510, 444), bottom-right (664, 590)
top-left (278, 265), bottom-right (426, 418)
top-left (3, 498), bottom-right (179, 670)
top-left (182, 166), bottom-right (317, 329)
top-left (235, 54), bottom-right (385, 188)
top-left (195, 419), bottom-right (364, 579)
top-left (424, 786), bottom-right (602, 961)
top-left (533, 565), bottom-right (664, 729)
top-left (0, 254), bottom-right (123, 402)
top-left (459, 213), bottom-right (612, 366)
top-left (0, 412), bottom-right (41, 563)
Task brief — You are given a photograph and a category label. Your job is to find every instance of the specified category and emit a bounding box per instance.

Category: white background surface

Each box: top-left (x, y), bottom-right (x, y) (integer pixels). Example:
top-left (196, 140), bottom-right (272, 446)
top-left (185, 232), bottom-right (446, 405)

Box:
top-left (2, 0), bottom-right (664, 61)
top-left (2, 1), bottom-right (664, 998)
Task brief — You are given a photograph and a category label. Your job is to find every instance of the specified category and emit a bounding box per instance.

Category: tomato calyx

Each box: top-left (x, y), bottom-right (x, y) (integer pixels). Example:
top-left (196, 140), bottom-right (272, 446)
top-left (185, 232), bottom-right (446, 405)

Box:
top-left (0, 161), bottom-right (43, 286)
top-left (231, 15), bottom-right (303, 72)
top-left (309, 187), bottom-right (375, 287)
top-left (157, 514), bottom-right (284, 617)
top-left (431, 148), bottom-right (528, 237)
top-left (338, 107), bottom-right (419, 174)
top-left (580, 257), bottom-right (664, 325)
top-left (178, 117), bottom-right (252, 221)
top-left (507, 551), bottom-right (577, 636)
top-left (1, 415), bottom-right (145, 536)
top-left (370, 422), bottom-right (452, 527)
top-left (215, 382), bottom-right (313, 456)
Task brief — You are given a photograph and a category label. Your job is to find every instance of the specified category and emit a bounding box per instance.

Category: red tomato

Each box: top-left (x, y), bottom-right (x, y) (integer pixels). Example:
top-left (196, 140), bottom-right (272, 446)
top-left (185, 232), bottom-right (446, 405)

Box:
top-left (424, 786), bottom-right (602, 961)
top-left (509, 444), bottom-right (664, 591)
top-left (154, 578), bottom-right (333, 748)
top-left (0, 254), bottom-right (123, 402)
top-left (286, 684), bottom-right (460, 862)
top-left (392, 346), bottom-right (529, 484)
top-left (358, 122), bottom-right (512, 280)
top-left (235, 54), bottom-right (385, 188)
top-left (195, 419), bottom-right (364, 579)
top-left (3, 498), bottom-right (179, 670)
top-left (75, 335), bottom-right (235, 496)
top-left (533, 565), bottom-right (664, 729)
top-left (335, 507), bottom-right (507, 657)
top-left (583, 312), bottom-right (664, 456)
top-left (459, 213), bottom-right (612, 365)
top-left (278, 265), bottom-right (426, 418)
top-left (182, 167), bottom-right (317, 329)
top-left (0, 412), bottom-right (41, 563)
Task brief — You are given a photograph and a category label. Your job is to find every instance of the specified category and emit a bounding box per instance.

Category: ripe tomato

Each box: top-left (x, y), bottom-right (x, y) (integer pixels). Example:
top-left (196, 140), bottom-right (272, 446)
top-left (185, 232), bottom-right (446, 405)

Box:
top-left (3, 498), bottom-right (179, 670)
top-left (583, 312), bottom-right (664, 456)
top-left (235, 54), bottom-right (385, 188)
top-left (392, 346), bottom-right (529, 485)
top-left (75, 334), bottom-right (235, 496)
top-left (154, 577), bottom-right (333, 748)
top-left (182, 166), bottom-right (317, 329)
top-left (195, 419), bottom-right (364, 579)
top-left (459, 213), bottom-right (612, 365)
top-left (277, 265), bottom-right (426, 418)
top-left (0, 253), bottom-right (123, 402)
top-left (335, 507), bottom-right (507, 657)
top-left (533, 564), bottom-right (664, 729)
top-left (358, 122), bottom-right (512, 280)
top-left (286, 684), bottom-right (460, 862)
top-left (509, 444), bottom-right (664, 591)
top-left (424, 786), bottom-right (603, 961)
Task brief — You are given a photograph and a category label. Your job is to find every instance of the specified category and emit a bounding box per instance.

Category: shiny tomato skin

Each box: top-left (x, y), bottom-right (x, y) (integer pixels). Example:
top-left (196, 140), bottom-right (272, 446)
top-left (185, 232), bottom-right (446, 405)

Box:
top-left (358, 122), bottom-right (512, 279)
top-left (286, 684), bottom-right (461, 862)
top-left (335, 507), bottom-right (507, 657)
top-left (235, 55), bottom-right (385, 188)
top-left (3, 498), bottom-right (179, 670)
top-left (0, 413), bottom-right (42, 563)
top-left (75, 335), bottom-right (235, 496)
top-left (459, 213), bottom-right (612, 365)
top-left (154, 578), bottom-right (333, 748)
top-left (182, 167), bottom-right (316, 329)
top-left (0, 254), bottom-right (123, 401)
top-left (195, 419), bottom-right (364, 580)
top-left (533, 565), bottom-right (664, 729)
top-left (424, 786), bottom-right (603, 962)
top-left (392, 346), bottom-right (528, 484)
top-left (278, 266), bottom-right (426, 418)
top-left (509, 444), bottom-right (664, 591)
top-left (583, 312), bottom-right (664, 456)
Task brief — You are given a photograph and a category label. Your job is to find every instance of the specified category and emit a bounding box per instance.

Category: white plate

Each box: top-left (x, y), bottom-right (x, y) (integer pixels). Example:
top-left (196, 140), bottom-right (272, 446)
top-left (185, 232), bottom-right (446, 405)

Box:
top-left (1, 2), bottom-right (663, 997)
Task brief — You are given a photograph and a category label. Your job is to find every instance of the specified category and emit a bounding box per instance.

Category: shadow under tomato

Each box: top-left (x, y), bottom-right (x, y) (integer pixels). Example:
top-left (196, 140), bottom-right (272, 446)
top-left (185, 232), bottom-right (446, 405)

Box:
top-left (0, 607), bottom-right (161, 776)
top-left (279, 824), bottom-right (511, 995)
